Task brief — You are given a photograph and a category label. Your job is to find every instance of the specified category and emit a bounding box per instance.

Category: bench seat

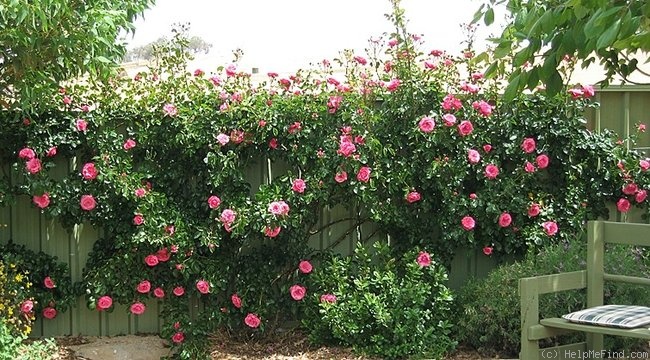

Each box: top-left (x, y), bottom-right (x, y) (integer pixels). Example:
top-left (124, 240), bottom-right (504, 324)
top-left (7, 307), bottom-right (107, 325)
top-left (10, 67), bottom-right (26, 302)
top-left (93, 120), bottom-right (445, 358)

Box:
top-left (539, 318), bottom-right (650, 339)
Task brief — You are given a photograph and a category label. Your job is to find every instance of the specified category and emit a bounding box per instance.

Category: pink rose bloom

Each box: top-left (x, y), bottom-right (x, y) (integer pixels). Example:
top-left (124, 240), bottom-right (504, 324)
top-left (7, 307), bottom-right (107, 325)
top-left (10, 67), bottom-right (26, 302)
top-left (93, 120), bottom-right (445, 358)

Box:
top-left (327, 95), bottom-right (343, 113)
top-left (640, 160), bottom-right (650, 171)
top-left (130, 302), bottom-right (146, 315)
top-left (82, 163), bottom-right (98, 180)
top-left (472, 72), bottom-right (484, 80)
top-left (267, 72), bottom-right (278, 78)
top-left (442, 94), bottom-right (463, 111)
top-left (467, 149), bottom-right (481, 164)
top-left (144, 254), bottom-right (159, 267)
top-left (63, 95), bottom-right (72, 105)
top-left (290, 284), bottom-right (306, 301)
top-left (173, 286), bottom-right (185, 297)
top-left (498, 212), bottom-right (512, 228)
top-left (469, 193), bottom-right (477, 200)
top-left (153, 287), bottom-right (165, 298)
top-left (483, 246), bottom-right (493, 256)
top-left (33, 193), bottom-right (50, 209)
top-left (568, 88), bottom-right (584, 99)
top-left (417, 251), bottom-right (431, 267)
top-left (196, 280), bottom-right (210, 294)
top-left (97, 295), bottom-right (113, 310)
top-left (216, 133), bottom-right (230, 146)
top-left (172, 332), bottom-right (185, 344)
top-left (226, 64), bottom-right (237, 77)
top-left (461, 216), bottom-right (476, 231)
top-left (458, 120), bottom-right (474, 137)
top-left (582, 84), bottom-right (595, 98)
top-left (406, 191), bottom-right (421, 203)
top-left (460, 82), bottom-right (480, 93)
top-left (76, 119), bottom-right (88, 132)
top-left (354, 55), bottom-right (367, 65)
top-left (622, 183), bottom-right (638, 195)
top-left (388, 38), bottom-right (398, 47)
top-left (136, 280), bottom-right (151, 294)
top-left (292, 179), bottom-right (306, 193)
top-left (636, 190), bottom-right (648, 203)
top-left (133, 214), bottom-right (144, 225)
top-left (220, 208), bottom-right (237, 224)
top-left (80, 194), bottom-right (97, 211)
top-left (424, 61), bottom-right (437, 70)
top-left (46, 146), bottom-right (57, 157)
top-left (298, 260), bottom-right (313, 274)
top-left (418, 116), bottom-right (435, 133)
top-left (44, 276), bottom-right (55, 289)
top-left (245, 313), bottom-right (261, 328)
top-left (617, 198), bottom-right (631, 213)
top-left (288, 121), bottom-right (302, 134)
top-left (484, 164), bottom-right (499, 179)
top-left (134, 188), bottom-right (146, 198)
top-left (268, 201), bottom-right (290, 216)
top-left (193, 68), bottom-right (204, 77)
top-left (521, 138), bottom-right (536, 153)
top-left (338, 136), bottom-right (357, 157)
top-left (335, 171), bottom-right (348, 183)
top-left (123, 139), bottom-right (136, 150)
top-left (386, 78), bottom-right (401, 92)
top-left (524, 161), bottom-right (536, 173)
top-left (163, 103), bottom-right (178, 116)
top-left (231, 294), bottom-right (242, 308)
top-left (320, 294), bottom-right (337, 303)
top-left (536, 154), bottom-right (550, 169)
top-left (19, 147), bottom-right (36, 159)
top-left (528, 203), bottom-right (541, 217)
top-left (483, 144), bottom-right (492, 153)
top-left (542, 221), bottom-right (559, 236)
top-left (442, 113), bottom-right (457, 127)
top-left (207, 195), bottom-right (221, 209)
top-left (21, 300), bottom-right (34, 313)
top-left (42, 307), bottom-right (57, 319)
top-left (269, 138), bottom-right (278, 149)
top-left (472, 100), bottom-right (493, 117)
top-left (357, 166), bottom-right (371, 183)
top-left (638, 124), bottom-right (647, 132)
top-left (156, 247), bottom-right (170, 262)
top-left (264, 226), bottom-right (281, 238)
top-left (26, 157), bottom-right (42, 174)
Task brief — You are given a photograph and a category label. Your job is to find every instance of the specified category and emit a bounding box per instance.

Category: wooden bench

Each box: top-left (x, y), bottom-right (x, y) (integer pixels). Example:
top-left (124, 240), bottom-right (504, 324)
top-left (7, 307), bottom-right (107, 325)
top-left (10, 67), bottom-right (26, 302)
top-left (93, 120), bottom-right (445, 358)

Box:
top-left (519, 220), bottom-right (650, 359)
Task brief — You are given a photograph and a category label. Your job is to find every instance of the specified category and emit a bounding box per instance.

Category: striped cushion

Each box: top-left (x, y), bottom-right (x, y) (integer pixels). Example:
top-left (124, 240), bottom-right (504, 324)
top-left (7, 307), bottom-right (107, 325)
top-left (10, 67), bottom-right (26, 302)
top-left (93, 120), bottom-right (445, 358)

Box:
top-left (562, 305), bottom-right (650, 328)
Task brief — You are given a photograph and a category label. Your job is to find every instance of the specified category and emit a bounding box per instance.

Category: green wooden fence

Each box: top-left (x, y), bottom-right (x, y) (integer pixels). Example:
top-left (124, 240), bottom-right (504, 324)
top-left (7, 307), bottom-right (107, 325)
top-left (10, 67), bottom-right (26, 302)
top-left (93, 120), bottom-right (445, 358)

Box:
top-left (1, 86), bottom-right (648, 337)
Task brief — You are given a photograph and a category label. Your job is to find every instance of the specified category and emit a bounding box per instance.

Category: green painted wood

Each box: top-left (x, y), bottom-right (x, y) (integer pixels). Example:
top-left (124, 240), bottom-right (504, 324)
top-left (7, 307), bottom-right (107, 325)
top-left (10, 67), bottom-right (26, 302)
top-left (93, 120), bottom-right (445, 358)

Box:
top-left (104, 304), bottom-right (130, 336)
top-left (539, 318), bottom-right (650, 339)
top-left (71, 222), bottom-right (102, 336)
top-left (603, 274), bottom-right (650, 286)
top-left (599, 221), bottom-right (650, 244)
top-left (527, 324), bottom-right (574, 341)
top-left (134, 299), bottom-right (161, 334)
top-left (536, 342), bottom-right (587, 360)
top-left (522, 271), bottom-right (587, 295)
top-left (519, 277), bottom-right (540, 358)
top-left (629, 92), bottom-right (650, 149)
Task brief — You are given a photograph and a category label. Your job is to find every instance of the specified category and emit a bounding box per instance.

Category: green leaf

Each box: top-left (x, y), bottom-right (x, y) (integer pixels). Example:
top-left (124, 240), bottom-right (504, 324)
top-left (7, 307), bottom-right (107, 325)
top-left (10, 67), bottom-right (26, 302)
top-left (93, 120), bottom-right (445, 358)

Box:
top-left (485, 8), bottom-right (495, 26)
top-left (503, 72), bottom-right (521, 101)
top-left (546, 70), bottom-right (563, 96)
top-left (596, 20), bottom-right (621, 50)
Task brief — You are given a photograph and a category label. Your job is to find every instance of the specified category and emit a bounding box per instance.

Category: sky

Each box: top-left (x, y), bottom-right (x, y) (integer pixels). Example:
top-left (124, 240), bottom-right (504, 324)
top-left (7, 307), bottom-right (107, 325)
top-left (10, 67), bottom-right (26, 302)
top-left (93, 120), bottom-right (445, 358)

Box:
top-left (126, 0), bottom-right (503, 73)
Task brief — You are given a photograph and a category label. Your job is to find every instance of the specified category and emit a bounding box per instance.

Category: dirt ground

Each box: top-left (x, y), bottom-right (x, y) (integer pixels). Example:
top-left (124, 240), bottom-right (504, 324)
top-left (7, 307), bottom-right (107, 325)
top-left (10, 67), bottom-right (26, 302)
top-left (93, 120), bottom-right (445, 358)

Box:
top-left (50, 333), bottom-right (506, 360)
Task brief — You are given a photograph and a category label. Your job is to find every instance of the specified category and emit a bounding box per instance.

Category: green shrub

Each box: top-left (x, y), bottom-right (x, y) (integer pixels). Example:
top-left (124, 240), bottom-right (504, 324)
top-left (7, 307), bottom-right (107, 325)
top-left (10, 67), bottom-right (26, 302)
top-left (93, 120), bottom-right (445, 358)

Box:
top-left (456, 236), bottom-right (649, 356)
top-left (302, 242), bottom-right (456, 359)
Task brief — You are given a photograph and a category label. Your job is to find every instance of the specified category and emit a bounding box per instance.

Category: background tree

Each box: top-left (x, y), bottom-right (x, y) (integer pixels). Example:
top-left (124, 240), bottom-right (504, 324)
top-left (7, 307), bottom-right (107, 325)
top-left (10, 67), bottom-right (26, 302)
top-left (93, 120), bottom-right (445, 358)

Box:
top-left (0, 0), bottom-right (154, 110)
top-left (124, 34), bottom-right (212, 62)
top-left (473, 0), bottom-right (650, 99)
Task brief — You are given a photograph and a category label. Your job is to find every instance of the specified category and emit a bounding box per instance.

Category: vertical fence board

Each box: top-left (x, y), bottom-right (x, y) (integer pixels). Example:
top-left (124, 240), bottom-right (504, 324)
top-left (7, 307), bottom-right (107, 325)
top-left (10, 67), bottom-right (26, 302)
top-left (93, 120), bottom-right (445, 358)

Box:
top-left (71, 222), bottom-right (101, 336)
top-left (134, 299), bottom-right (161, 334)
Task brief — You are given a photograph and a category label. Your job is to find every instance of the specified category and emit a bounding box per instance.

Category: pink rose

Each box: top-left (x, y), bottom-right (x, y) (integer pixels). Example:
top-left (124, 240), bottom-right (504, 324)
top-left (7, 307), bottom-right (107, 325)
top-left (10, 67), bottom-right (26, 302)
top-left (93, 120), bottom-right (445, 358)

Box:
top-left (638, 124), bottom-right (646, 132)
top-left (406, 191), bottom-right (421, 203)
top-left (216, 133), bottom-right (229, 146)
top-left (442, 113), bottom-right (457, 127)
top-left (288, 121), bottom-right (302, 134)
top-left (385, 78), bottom-right (401, 92)
top-left (521, 138), bottom-right (536, 153)
top-left (245, 313), bottom-right (261, 328)
top-left (467, 149), bottom-right (480, 164)
top-left (622, 183), bottom-right (638, 195)
top-left (80, 194), bottom-right (97, 211)
top-left (418, 116), bottom-right (435, 133)
top-left (338, 136), bottom-right (356, 157)
top-left (498, 212), bottom-right (512, 228)
top-left (264, 226), bottom-right (281, 238)
top-left (416, 251), bottom-right (431, 267)
top-left (528, 203), bottom-right (541, 217)
top-left (327, 95), bottom-right (343, 113)
top-left (76, 119), bottom-right (88, 132)
top-left (133, 214), bottom-right (144, 225)
top-left (46, 146), bottom-right (57, 157)
top-left (290, 284), bottom-right (306, 301)
top-left (524, 161), bottom-right (536, 173)
top-left (568, 88), bottom-right (584, 99)
top-left (320, 294), bottom-right (337, 303)
top-left (472, 100), bottom-right (493, 117)
top-left (136, 280), bottom-right (151, 294)
top-left (173, 286), bottom-right (185, 297)
top-left (640, 160), bottom-right (650, 171)
top-left (44, 276), bottom-right (55, 289)
top-left (171, 332), bottom-right (185, 344)
top-left (483, 144), bottom-right (492, 153)
top-left (469, 193), bottom-right (477, 200)
top-left (220, 208), bottom-right (237, 225)
top-left (298, 260), bottom-right (313, 274)
top-left (196, 280), bottom-right (210, 294)
top-left (231, 294), bottom-right (242, 308)
top-left (354, 55), bottom-right (367, 65)
top-left (292, 179), bottom-right (306, 193)
top-left (134, 188), bottom-right (146, 198)
top-left (461, 216), bottom-right (476, 231)
top-left (26, 157), bottom-right (42, 174)
top-left (542, 221), bottom-right (559, 236)
top-left (81, 163), bottom-right (98, 180)
top-left (484, 164), bottom-right (499, 179)
top-left (19, 147), bottom-right (36, 159)
top-left (163, 103), bottom-right (178, 117)
top-left (442, 94), bottom-right (462, 111)
top-left (42, 307), bottom-right (57, 319)
top-left (582, 84), bottom-right (595, 98)
top-left (356, 166), bottom-right (371, 183)
top-left (153, 287), bottom-right (165, 298)
top-left (97, 295), bottom-right (113, 311)
top-left (63, 95), bottom-right (72, 105)
top-left (21, 300), bottom-right (34, 313)
top-left (536, 154), bottom-right (549, 169)
top-left (130, 302), bottom-right (146, 315)
top-left (335, 171), bottom-right (348, 183)
top-left (617, 198), bottom-right (631, 213)
top-left (156, 247), bottom-right (170, 262)
top-left (33, 193), bottom-right (50, 209)
top-left (483, 246), bottom-right (493, 256)
top-left (269, 138), bottom-right (278, 149)
top-left (144, 254), bottom-right (159, 267)
top-left (457, 120), bottom-right (474, 137)
top-left (123, 139), bottom-right (136, 150)
top-left (207, 195), bottom-right (221, 209)
top-left (268, 201), bottom-right (290, 216)
top-left (636, 190), bottom-right (647, 203)
top-left (193, 68), bottom-right (204, 77)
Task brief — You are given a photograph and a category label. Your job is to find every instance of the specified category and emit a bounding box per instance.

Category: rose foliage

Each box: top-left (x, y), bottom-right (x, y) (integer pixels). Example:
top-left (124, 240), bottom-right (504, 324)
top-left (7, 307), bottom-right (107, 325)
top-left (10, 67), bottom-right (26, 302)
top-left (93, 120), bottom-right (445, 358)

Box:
top-left (0, 3), bottom-right (649, 357)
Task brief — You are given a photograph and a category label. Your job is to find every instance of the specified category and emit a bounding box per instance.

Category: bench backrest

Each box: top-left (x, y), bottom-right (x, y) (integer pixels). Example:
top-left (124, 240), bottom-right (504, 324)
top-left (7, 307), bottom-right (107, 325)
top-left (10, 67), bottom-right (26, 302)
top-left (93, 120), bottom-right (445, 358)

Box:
top-left (586, 221), bottom-right (650, 307)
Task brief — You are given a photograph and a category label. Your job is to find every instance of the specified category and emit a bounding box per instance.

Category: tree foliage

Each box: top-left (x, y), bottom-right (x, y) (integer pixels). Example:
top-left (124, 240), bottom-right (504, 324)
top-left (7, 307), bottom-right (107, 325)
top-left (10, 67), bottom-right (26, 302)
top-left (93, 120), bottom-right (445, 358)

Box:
top-left (124, 33), bottom-right (213, 62)
top-left (0, 0), bottom-right (154, 110)
top-left (474, 0), bottom-right (650, 99)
